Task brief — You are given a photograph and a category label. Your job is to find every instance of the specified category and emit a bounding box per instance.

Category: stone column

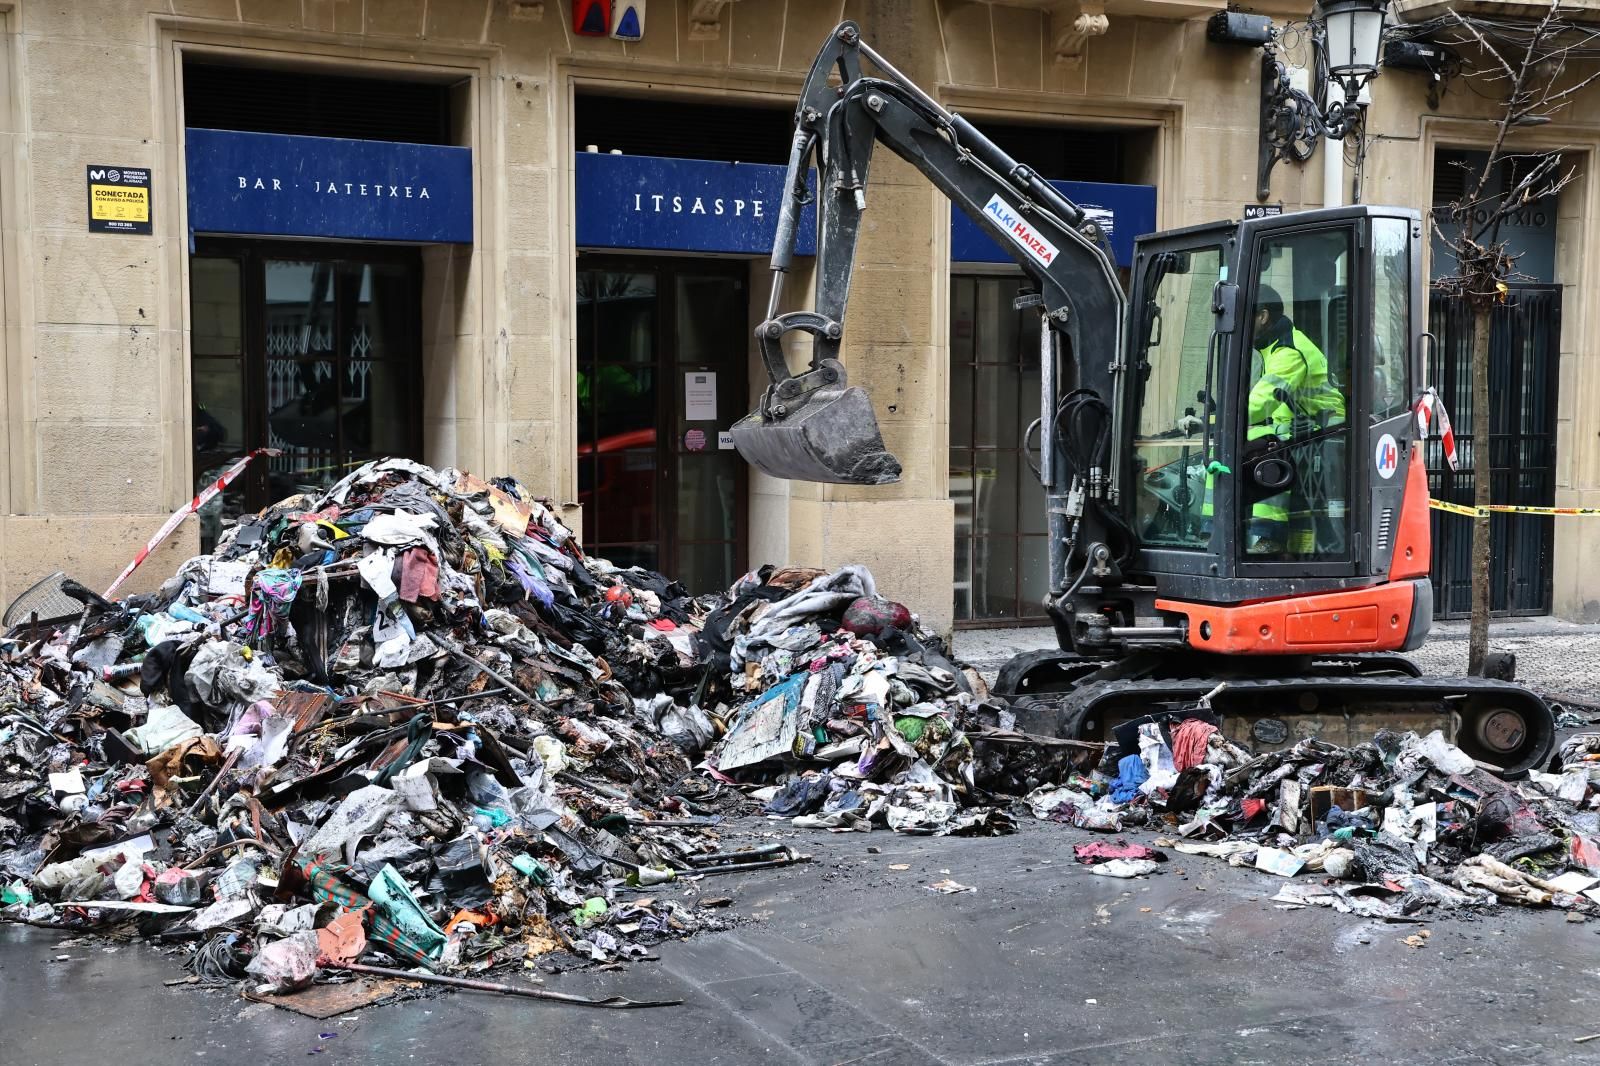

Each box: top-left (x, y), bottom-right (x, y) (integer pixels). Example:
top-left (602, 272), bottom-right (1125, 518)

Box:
top-left (781, 2), bottom-right (956, 632)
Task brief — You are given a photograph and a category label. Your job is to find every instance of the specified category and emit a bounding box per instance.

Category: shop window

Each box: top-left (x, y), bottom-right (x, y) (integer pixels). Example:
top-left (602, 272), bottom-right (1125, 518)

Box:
top-left (574, 94), bottom-right (791, 163)
top-left (183, 62), bottom-right (453, 145)
top-left (949, 275), bottom-right (1048, 623)
top-left (191, 242), bottom-right (422, 551)
top-left (949, 121), bottom-right (1155, 624)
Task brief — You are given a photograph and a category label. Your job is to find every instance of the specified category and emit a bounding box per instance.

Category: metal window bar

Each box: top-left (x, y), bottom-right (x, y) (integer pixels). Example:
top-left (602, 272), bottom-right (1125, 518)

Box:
top-left (1425, 284), bottom-right (1560, 618)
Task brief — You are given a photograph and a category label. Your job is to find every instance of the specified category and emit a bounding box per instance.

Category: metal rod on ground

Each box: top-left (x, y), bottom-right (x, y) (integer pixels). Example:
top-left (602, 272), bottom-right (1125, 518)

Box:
top-left (326, 960), bottom-right (683, 1008)
top-left (312, 688), bottom-right (510, 730)
top-left (186, 835), bottom-right (282, 866)
top-left (691, 853), bottom-right (810, 876)
top-left (597, 852), bottom-right (678, 884)
top-left (558, 771), bottom-right (630, 802)
top-left (399, 687), bottom-right (510, 712)
top-left (373, 687), bottom-right (508, 710)
top-left (627, 817), bottom-right (723, 828)
top-left (294, 565), bottom-right (362, 583)
top-left (690, 843), bottom-right (789, 864)
top-left (441, 641), bottom-right (541, 706)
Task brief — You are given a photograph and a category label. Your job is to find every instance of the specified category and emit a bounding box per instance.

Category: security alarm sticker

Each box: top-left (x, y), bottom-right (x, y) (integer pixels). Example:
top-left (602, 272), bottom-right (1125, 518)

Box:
top-left (87, 165), bottom-right (152, 234)
top-left (1375, 433), bottom-right (1399, 479)
top-left (982, 194), bottom-right (1058, 267)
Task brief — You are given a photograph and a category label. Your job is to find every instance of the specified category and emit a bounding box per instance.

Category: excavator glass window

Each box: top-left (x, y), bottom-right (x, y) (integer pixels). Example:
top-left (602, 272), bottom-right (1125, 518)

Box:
top-left (1370, 217), bottom-right (1412, 422)
top-left (1131, 246), bottom-right (1224, 550)
top-left (1240, 227), bottom-right (1354, 561)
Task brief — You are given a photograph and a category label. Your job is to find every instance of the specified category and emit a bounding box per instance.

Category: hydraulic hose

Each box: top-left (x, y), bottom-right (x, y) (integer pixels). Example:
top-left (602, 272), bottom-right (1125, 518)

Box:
top-left (1053, 389), bottom-right (1136, 568)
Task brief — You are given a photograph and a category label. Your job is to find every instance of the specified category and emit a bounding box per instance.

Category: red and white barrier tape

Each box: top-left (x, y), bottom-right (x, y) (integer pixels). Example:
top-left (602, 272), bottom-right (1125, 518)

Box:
top-left (1415, 387), bottom-right (1458, 471)
top-left (103, 448), bottom-right (280, 599)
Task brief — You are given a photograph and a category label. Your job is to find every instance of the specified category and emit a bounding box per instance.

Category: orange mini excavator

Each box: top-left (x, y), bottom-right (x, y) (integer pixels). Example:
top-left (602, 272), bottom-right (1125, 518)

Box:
top-left (730, 22), bottom-right (1556, 773)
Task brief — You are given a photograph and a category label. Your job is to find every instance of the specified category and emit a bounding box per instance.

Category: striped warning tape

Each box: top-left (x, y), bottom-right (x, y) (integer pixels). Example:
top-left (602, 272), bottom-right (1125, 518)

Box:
top-left (1430, 499), bottom-right (1600, 517)
top-left (103, 448), bottom-right (281, 599)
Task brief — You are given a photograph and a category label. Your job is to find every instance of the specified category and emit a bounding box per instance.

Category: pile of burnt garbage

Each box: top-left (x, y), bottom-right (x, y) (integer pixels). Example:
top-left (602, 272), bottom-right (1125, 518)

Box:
top-left (1031, 715), bottom-right (1600, 917)
top-left (8, 455), bottom-right (1591, 1006)
top-left (0, 458), bottom-right (1027, 999)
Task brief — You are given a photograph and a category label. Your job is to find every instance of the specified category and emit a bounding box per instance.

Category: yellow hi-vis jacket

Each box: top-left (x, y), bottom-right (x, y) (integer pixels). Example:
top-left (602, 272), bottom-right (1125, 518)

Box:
top-left (1204, 323), bottom-right (1344, 526)
top-left (1248, 325), bottom-right (1345, 435)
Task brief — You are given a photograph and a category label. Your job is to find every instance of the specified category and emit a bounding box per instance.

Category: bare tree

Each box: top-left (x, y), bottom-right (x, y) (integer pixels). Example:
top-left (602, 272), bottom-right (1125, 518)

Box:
top-left (1425, 0), bottom-right (1600, 673)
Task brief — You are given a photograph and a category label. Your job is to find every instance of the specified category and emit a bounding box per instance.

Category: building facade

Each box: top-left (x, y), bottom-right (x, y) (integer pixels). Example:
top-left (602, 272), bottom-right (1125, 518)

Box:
top-left (0, 0), bottom-right (1597, 630)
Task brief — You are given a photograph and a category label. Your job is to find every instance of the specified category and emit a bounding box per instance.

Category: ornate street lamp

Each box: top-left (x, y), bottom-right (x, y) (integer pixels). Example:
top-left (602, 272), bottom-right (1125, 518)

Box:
top-left (1322, 0), bottom-right (1391, 130)
top-left (1257, 0), bottom-right (1390, 201)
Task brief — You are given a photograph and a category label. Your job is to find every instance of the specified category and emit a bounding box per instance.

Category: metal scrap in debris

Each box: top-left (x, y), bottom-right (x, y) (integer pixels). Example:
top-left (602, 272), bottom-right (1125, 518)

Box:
top-left (328, 961), bottom-right (682, 1009)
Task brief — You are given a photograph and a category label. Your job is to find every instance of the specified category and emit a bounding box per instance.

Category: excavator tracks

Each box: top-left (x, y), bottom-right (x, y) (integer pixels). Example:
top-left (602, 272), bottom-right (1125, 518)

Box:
top-left (1008, 671), bottom-right (1557, 776)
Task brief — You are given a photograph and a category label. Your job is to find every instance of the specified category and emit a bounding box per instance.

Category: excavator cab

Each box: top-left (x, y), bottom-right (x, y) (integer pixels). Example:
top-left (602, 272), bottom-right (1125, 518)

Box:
top-left (1126, 209), bottom-right (1424, 599)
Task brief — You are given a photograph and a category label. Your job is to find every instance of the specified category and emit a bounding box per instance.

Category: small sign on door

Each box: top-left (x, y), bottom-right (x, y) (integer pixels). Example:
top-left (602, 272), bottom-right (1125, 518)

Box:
top-left (685, 371), bottom-right (717, 421)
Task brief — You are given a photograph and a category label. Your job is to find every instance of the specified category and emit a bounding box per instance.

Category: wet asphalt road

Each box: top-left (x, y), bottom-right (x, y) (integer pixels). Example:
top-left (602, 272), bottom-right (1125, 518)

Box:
top-left (6, 817), bottom-right (1600, 1066)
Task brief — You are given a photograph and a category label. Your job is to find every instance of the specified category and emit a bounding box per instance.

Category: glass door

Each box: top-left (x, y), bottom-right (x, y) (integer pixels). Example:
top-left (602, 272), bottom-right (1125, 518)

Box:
top-left (576, 257), bottom-right (748, 594)
top-left (672, 271), bottom-right (747, 594)
top-left (1128, 243), bottom-right (1226, 554)
top-left (576, 268), bottom-right (660, 570)
top-left (190, 241), bottom-right (422, 549)
top-left (1236, 225), bottom-right (1355, 567)
top-left (949, 273), bottom-right (1047, 624)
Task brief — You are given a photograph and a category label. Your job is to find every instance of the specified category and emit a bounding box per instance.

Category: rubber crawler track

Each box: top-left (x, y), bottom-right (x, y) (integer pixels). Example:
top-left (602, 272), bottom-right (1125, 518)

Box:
top-left (1016, 672), bottom-right (1556, 776)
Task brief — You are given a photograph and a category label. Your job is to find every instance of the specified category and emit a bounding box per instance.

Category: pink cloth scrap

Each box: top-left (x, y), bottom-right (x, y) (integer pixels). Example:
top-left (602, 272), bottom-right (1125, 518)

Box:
top-left (397, 548), bottom-right (440, 603)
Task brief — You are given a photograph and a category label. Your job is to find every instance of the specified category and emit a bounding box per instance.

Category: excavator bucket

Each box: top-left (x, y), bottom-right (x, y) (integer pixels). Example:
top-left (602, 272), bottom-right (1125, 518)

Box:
top-left (731, 385), bottom-right (902, 485)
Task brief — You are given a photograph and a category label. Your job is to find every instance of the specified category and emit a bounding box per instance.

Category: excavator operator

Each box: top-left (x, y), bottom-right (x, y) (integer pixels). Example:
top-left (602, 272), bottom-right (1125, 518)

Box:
top-left (1245, 284), bottom-right (1346, 556)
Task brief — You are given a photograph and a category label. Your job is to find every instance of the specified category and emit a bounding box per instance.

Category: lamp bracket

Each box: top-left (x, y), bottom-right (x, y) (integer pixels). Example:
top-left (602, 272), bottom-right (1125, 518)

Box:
top-left (1257, 47), bottom-right (1324, 202)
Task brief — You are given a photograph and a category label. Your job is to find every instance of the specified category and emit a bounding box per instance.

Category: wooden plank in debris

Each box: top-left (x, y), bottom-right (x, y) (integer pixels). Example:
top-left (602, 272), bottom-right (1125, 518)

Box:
top-left (243, 976), bottom-right (411, 1018)
top-left (277, 690), bottom-right (335, 734)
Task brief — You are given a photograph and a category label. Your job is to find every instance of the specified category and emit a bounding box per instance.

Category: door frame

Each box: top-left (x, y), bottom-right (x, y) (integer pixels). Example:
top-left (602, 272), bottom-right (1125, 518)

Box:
top-left (575, 252), bottom-right (751, 586)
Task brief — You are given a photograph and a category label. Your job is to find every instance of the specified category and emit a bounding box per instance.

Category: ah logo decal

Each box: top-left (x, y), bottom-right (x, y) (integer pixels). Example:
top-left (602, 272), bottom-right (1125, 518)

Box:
top-left (1375, 433), bottom-right (1400, 480)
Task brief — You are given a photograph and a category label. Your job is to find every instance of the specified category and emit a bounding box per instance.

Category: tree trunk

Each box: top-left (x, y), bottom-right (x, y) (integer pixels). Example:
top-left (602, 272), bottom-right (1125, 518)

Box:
top-left (1468, 305), bottom-right (1492, 675)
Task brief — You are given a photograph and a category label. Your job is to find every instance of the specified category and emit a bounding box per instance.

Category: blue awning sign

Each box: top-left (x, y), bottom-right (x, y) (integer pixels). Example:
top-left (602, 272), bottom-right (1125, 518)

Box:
top-left (575, 152), bottom-right (1153, 269)
top-left (185, 128), bottom-right (473, 244)
top-left (575, 151), bottom-right (816, 256)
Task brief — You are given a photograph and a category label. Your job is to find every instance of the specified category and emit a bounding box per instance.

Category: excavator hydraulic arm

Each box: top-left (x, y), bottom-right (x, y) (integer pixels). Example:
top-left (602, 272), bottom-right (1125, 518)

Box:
top-left (731, 21), bottom-right (1131, 591)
